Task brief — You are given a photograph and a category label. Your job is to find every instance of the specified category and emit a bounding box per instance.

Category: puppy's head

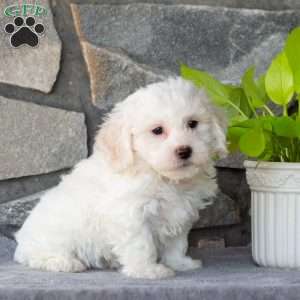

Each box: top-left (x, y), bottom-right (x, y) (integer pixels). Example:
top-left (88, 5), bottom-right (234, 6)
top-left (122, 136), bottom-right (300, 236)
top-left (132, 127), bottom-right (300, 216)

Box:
top-left (94, 77), bottom-right (228, 180)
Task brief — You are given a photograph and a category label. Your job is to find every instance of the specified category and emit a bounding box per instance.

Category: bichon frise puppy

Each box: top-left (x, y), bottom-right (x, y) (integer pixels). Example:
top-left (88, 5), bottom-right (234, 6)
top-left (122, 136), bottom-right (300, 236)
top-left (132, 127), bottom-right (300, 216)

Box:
top-left (14, 77), bottom-right (227, 279)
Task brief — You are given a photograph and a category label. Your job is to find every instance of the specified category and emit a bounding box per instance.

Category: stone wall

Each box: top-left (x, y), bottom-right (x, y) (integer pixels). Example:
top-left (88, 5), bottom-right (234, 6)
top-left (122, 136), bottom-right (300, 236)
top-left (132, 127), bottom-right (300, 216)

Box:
top-left (0, 0), bottom-right (299, 248)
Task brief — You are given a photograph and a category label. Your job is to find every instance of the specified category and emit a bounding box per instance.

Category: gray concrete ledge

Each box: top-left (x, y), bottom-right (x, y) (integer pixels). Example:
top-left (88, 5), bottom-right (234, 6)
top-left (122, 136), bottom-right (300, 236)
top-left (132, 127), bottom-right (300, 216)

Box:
top-left (1, 236), bottom-right (300, 300)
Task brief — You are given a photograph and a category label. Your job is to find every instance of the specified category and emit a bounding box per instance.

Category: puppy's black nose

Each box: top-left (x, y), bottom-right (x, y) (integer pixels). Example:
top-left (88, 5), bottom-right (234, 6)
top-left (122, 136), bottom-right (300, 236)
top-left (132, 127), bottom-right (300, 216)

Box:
top-left (175, 146), bottom-right (192, 160)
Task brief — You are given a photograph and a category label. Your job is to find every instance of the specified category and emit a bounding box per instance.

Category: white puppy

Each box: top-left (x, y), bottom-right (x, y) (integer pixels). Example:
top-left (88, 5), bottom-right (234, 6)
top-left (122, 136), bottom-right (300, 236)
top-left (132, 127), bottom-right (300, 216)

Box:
top-left (14, 77), bottom-right (227, 279)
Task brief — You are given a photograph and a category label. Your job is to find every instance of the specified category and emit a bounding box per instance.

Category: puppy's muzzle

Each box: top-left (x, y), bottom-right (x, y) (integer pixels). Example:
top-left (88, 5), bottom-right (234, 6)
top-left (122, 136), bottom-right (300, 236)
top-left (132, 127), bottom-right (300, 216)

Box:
top-left (175, 146), bottom-right (192, 160)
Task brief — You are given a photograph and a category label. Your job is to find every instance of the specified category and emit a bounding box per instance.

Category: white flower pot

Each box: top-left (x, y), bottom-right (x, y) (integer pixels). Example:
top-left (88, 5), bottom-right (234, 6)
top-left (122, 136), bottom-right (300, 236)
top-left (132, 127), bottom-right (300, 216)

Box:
top-left (245, 160), bottom-right (300, 269)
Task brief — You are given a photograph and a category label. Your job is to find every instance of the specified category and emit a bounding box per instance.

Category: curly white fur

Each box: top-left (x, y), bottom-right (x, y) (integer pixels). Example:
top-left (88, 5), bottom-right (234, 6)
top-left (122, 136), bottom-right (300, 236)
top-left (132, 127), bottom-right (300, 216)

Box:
top-left (14, 77), bottom-right (227, 279)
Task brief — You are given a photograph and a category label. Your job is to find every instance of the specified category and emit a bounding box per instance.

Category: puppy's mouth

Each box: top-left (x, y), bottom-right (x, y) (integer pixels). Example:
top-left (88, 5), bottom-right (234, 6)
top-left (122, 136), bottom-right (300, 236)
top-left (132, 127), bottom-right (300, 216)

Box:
top-left (159, 162), bottom-right (200, 181)
top-left (178, 161), bottom-right (192, 168)
top-left (161, 161), bottom-right (193, 172)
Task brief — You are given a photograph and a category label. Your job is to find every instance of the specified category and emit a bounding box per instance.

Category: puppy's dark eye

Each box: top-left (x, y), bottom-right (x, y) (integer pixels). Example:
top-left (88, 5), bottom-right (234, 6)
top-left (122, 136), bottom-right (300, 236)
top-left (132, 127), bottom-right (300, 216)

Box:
top-left (152, 126), bottom-right (164, 135)
top-left (188, 120), bottom-right (198, 129)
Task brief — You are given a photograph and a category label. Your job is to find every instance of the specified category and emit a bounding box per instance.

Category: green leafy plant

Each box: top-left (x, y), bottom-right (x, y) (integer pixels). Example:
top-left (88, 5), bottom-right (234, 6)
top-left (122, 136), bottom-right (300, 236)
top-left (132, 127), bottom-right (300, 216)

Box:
top-left (181, 27), bottom-right (300, 162)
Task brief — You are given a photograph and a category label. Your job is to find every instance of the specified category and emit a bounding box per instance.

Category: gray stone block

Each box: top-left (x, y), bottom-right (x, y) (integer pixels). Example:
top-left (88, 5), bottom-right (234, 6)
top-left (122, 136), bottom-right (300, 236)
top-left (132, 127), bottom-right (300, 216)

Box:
top-left (197, 237), bottom-right (225, 249)
top-left (0, 169), bottom-right (68, 205)
top-left (0, 0), bottom-right (62, 93)
top-left (70, 0), bottom-right (300, 10)
top-left (189, 223), bottom-right (250, 247)
top-left (0, 189), bottom-right (239, 236)
top-left (217, 167), bottom-right (251, 219)
top-left (0, 234), bottom-right (15, 262)
top-left (71, 3), bottom-right (300, 88)
top-left (0, 96), bottom-right (87, 180)
top-left (216, 153), bottom-right (246, 169)
top-left (0, 191), bottom-right (42, 229)
top-left (79, 42), bottom-right (170, 108)
top-left (195, 191), bottom-right (240, 228)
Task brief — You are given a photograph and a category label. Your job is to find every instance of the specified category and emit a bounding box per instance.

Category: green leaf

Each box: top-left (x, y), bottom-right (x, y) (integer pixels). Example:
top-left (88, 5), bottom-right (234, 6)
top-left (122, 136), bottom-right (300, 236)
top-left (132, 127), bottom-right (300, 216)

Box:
top-left (229, 115), bottom-right (248, 126)
top-left (180, 64), bottom-right (229, 106)
top-left (265, 52), bottom-right (294, 106)
top-left (233, 118), bottom-right (262, 129)
top-left (180, 64), bottom-right (248, 118)
top-left (232, 117), bottom-right (273, 134)
top-left (257, 131), bottom-right (274, 161)
top-left (228, 87), bottom-right (252, 117)
top-left (258, 140), bottom-right (273, 160)
top-left (284, 27), bottom-right (300, 94)
top-left (261, 118), bottom-right (273, 132)
top-left (257, 74), bottom-right (267, 101)
top-left (223, 85), bottom-right (243, 118)
top-left (272, 116), bottom-right (300, 138)
top-left (239, 127), bottom-right (265, 157)
top-left (242, 66), bottom-right (265, 108)
top-left (227, 127), bottom-right (247, 152)
top-left (227, 126), bottom-right (247, 141)
top-left (180, 63), bottom-right (204, 88)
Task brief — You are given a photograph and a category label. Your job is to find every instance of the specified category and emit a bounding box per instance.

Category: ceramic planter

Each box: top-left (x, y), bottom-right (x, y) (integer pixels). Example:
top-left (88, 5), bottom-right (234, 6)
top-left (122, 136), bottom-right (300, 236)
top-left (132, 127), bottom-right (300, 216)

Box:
top-left (245, 160), bottom-right (300, 268)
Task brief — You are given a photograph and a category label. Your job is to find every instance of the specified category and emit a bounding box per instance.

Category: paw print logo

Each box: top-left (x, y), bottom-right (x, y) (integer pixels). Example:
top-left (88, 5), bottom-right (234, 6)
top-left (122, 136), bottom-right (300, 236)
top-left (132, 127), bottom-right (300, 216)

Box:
top-left (4, 16), bottom-right (45, 48)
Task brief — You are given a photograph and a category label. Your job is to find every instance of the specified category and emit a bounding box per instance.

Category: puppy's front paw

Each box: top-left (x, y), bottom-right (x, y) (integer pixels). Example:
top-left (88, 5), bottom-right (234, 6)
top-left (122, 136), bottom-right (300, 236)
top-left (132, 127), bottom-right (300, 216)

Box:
top-left (49, 257), bottom-right (87, 273)
top-left (122, 263), bottom-right (175, 279)
top-left (165, 257), bottom-right (202, 272)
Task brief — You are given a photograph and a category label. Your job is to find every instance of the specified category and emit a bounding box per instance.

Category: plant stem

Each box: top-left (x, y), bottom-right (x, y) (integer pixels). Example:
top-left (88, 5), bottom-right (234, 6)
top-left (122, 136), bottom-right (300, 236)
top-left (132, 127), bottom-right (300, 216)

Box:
top-left (297, 94), bottom-right (300, 118)
top-left (283, 105), bottom-right (288, 116)
top-left (247, 99), bottom-right (258, 118)
top-left (290, 139), bottom-right (295, 161)
top-left (226, 99), bottom-right (248, 118)
top-left (297, 139), bottom-right (300, 162)
top-left (263, 105), bottom-right (274, 116)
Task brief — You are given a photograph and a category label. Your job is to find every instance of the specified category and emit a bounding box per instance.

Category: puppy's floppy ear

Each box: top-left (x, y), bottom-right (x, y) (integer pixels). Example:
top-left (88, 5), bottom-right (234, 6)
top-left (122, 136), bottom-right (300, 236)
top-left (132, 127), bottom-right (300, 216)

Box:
top-left (94, 110), bottom-right (133, 171)
top-left (210, 107), bottom-right (228, 159)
